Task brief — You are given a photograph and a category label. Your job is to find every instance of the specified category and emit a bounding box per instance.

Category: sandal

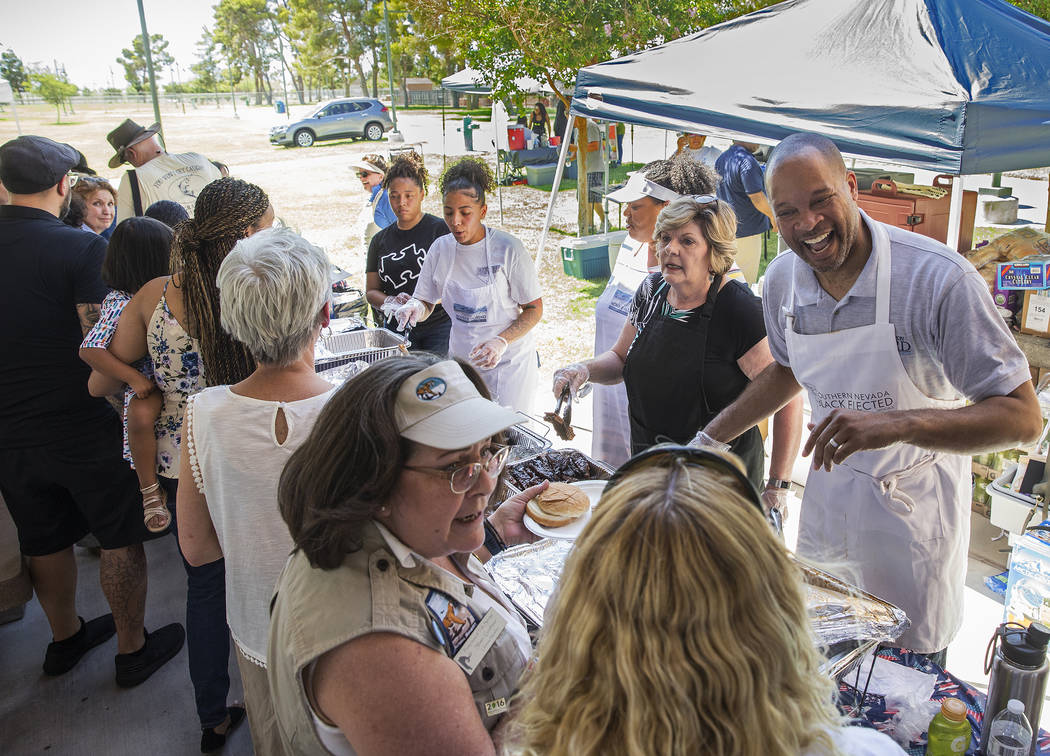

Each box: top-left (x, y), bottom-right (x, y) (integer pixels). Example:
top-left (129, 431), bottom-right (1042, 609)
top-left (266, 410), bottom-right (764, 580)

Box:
top-left (141, 483), bottom-right (171, 533)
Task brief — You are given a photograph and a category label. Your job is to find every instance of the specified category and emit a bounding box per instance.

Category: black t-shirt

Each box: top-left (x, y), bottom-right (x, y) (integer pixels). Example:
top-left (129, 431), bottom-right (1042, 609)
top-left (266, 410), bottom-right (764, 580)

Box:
top-left (0, 205), bottom-right (113, 448)
top-left (366, 213), bottom-right (451, 333)
top-left (629, 273), bottom-right (766, 415)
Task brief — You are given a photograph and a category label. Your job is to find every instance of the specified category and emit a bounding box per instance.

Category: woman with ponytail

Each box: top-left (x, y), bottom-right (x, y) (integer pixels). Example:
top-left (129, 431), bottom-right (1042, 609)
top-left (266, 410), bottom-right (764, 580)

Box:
top-left (393, 157), bottom-right (543, 411)
top-left (105, 177), bottom-right (273, 752)
top-left (364, 150), bottom-right (452, 354)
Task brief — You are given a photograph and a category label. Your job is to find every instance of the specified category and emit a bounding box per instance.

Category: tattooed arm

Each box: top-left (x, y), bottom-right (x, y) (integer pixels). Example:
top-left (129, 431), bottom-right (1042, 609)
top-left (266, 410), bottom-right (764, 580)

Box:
top-left (498, 298), bottom-right (543, 344)
top-left (76, 303), bottom-right (101, 338)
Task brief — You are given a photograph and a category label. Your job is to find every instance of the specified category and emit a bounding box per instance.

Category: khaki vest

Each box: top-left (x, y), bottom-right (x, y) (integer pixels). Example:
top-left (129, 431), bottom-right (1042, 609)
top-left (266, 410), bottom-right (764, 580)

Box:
top-left (268, 522), bottom-right (527, 755)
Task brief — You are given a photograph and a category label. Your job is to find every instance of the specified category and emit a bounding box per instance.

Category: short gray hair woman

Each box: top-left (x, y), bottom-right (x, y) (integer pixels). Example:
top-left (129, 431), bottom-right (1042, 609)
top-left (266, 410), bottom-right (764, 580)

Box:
top-left (554, 194), bottom-right (805, 520)
top-left (176, 226), bottom-right (337, 756)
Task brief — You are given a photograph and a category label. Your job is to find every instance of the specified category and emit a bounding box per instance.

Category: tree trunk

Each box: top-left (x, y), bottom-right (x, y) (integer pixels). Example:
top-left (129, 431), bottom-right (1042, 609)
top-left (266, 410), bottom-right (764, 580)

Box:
top-left (55, 104), bottom-right (61, 124)
top-left (370, 47), bottom-right (379, 100)
top-left (575, 116), bottom-right (591, 236)
top-left (355, 57), bottom-right (368, 97)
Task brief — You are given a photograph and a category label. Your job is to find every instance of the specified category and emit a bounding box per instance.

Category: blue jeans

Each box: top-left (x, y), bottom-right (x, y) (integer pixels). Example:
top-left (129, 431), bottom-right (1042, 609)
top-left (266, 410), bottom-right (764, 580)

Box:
top-left (160, 476), bottom-right (230, 729)
top-left (616, 133), bottom-right (625, 165)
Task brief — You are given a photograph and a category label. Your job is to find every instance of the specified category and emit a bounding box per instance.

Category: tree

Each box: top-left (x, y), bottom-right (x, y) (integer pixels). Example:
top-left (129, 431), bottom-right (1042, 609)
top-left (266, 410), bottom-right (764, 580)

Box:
top-left (32, 72), bottom-right (78, 123)
top-left (116, 33), bottom-right (175, 93)
top-left (406, 0), bottom-right (778, 233)
top-left (0, 50), bottom-right (29, 99)
top-left (189, 27), bottom-right (223, 93)
top-left (213, 0), bottom-right (276, 105)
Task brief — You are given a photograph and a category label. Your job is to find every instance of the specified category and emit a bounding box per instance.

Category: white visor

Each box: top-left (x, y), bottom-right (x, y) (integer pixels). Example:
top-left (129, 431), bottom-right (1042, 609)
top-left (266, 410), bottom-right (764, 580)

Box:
top-left (606, 172), bottom-right (680, 204)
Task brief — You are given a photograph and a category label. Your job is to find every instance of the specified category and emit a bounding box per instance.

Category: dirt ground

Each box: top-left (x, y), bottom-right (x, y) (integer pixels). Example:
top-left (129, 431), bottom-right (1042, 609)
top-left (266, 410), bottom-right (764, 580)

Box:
top-left (0, 100), bottom-right (606, 395)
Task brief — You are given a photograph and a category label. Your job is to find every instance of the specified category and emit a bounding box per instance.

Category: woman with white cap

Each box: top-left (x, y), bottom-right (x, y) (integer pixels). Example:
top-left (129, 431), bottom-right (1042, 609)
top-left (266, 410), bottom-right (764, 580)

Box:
top-left (588, 156), bottom-right (719, 469)
top-left (268, 355), bottom-right (546, 755)
top-left (349, 154), bottom-right (396, 245)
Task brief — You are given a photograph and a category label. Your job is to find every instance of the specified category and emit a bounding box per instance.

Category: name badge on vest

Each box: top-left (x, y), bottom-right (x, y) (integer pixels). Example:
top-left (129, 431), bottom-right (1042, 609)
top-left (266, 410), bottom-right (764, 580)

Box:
top-left (425, 590), bottom-right (505, 675)
top-left (453, 303), bottom-right (489, 323)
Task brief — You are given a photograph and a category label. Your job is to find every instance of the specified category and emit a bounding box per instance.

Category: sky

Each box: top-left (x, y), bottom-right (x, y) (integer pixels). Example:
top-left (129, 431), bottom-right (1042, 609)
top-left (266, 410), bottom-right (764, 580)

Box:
top-left (2, 0), bottom-right (221, 90)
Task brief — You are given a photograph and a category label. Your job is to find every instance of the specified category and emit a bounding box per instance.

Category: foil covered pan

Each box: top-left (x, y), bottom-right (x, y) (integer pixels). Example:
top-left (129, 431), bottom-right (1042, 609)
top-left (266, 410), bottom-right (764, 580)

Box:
top-left (488, 540), bottom-right (909, 680)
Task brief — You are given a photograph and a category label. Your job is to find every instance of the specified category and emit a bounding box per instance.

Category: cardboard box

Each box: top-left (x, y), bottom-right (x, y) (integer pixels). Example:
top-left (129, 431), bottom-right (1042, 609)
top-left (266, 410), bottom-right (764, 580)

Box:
top-left (1004, 518), bottom-right (1050, 627)
top-left (1020, 289), bottom-right (1050, 336)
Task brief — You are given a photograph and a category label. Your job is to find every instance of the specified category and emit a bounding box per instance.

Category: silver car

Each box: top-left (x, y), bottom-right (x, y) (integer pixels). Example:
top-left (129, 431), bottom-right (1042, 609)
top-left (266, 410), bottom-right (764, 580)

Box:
top-left (269, 98), bottom-right (394, 147)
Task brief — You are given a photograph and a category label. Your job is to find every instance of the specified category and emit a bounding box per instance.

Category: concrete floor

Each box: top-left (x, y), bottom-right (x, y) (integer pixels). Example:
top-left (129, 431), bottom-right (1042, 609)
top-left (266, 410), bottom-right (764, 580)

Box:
top-left (0, 534), bottom-right (252, 756)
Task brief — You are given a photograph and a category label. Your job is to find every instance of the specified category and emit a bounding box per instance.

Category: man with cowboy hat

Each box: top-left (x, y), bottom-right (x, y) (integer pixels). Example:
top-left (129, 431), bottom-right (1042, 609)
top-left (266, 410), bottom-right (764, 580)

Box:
top-left (107, 118), bottom-right (221, 224)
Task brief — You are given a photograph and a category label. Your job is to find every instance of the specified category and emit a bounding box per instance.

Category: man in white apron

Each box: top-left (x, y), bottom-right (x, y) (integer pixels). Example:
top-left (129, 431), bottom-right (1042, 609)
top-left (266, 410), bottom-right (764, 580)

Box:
top-left (699, 133), bottom-right (1041, 661)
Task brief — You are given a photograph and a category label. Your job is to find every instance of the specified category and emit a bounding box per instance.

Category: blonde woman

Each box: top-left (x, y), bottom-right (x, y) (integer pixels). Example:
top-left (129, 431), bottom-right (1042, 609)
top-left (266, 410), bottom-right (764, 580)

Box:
top-left (553, 195), bottom-right (802, 516)
top-left (508, 445), bottom-right (906, 756)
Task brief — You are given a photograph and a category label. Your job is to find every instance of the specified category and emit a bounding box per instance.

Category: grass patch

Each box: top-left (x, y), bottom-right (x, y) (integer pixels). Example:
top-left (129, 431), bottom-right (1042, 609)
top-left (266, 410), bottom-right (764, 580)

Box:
top-left (568, 277), bottom-right (609, 318)
top-left (524, 161), bottom-right (644, 193)
top-left (49, 121), bottom-right (85, 126)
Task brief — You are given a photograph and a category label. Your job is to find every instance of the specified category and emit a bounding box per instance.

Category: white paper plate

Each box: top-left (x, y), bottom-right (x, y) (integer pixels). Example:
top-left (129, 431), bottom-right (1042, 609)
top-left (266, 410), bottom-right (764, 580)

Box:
top-left (522, 480), bottom-right (606, 540)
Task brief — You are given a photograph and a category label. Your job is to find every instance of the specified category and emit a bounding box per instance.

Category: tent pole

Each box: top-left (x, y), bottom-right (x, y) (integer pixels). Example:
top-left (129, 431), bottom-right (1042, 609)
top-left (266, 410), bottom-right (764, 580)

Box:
top-left (494, 101), bottom-right (503, 226)
top-left (946, 174), bottom-right (965, 252)
top-left (535, 114), bottom-right (577, 266)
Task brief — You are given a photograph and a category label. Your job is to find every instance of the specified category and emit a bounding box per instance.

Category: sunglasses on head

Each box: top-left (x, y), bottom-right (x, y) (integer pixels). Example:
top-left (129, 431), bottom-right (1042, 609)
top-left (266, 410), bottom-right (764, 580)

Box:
top-left (603, 444), bottom-right (781, 534)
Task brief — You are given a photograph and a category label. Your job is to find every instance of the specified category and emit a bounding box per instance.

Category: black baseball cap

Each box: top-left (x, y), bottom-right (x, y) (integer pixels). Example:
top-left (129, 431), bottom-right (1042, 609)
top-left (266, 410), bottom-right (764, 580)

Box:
top-left (0, 135), bottom-right (80, 194)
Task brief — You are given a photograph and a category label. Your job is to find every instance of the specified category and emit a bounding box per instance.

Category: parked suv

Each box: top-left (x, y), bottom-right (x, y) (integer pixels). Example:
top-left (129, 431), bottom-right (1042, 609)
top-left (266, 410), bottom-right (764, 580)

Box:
top-left (269, 98), bottom-right (393, 147)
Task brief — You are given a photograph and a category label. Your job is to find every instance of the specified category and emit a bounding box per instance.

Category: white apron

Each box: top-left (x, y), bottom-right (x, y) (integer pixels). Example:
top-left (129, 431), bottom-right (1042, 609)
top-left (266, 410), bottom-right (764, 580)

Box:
top-left (361, 195), bottom-right (381, 245)
top-left (442, 231), bottom-right (538, 413)
top-left (592, 235), bottom-right (653, 468)
top-left (786, 221), bottom-right (969, 654)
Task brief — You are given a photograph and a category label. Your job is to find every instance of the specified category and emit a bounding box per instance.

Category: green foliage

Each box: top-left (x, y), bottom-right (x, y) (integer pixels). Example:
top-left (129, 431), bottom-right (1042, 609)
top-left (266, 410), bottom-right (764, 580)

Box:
top-left (32, 72), bottom-right (78, 122)
top-left (116, 34), bottom-right (175, 93)
top-left (189, 27), bottom-right (223, 92)
top-left (1006, 0), bottom-right (1050, 20)
top-left (405, 0), bottom-right (779, 104)
top-left (1, 50), bottom-right (29, 95)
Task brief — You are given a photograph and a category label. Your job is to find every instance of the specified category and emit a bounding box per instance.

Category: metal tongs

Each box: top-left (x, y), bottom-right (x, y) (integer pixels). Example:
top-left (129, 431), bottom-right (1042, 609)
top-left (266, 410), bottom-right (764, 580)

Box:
top-left (544, 385), bottom-right (575, 441)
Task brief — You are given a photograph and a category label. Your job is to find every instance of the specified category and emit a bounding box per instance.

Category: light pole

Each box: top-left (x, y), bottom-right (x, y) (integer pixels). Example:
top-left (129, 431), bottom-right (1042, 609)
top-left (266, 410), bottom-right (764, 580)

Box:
top-left (136, 0), bottom-right (164, 146)
top-left (382, 0), bottom-right (403, 141)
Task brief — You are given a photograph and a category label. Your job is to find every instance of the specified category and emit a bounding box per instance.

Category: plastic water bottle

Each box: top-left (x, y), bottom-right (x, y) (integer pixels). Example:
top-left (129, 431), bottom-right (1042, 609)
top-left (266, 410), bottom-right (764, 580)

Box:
top-left (986, 699), bottom-right (1033, 756)
top-left (926, 698), bottom-right (971, 755)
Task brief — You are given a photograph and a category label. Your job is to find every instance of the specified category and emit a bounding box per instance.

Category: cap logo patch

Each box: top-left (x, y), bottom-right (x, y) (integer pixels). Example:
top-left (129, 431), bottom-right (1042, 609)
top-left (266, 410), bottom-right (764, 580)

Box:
top-left (416, 377), bottom-right (447, 401)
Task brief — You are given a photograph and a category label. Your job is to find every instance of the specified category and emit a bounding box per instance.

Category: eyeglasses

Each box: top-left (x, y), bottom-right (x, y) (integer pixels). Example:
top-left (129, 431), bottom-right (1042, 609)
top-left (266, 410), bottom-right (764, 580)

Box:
top-left (603, 444), bottom-right (780, 534)
top-left (355, 171), bottom-right (372, 179)
top-left (405, 444), bottom-right (510, 494)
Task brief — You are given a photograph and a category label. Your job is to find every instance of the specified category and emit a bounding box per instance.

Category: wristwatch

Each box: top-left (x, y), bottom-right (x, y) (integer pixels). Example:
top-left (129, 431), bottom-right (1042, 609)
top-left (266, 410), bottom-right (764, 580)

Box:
top-left (765, 478), bottom-right (792, 490)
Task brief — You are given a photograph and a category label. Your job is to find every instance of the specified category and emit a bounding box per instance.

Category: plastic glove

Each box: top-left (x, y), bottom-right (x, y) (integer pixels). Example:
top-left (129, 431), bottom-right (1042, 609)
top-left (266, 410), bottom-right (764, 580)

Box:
top-left (761, 487), bottom-right (790, 524)
top-left (393, 298), bottom-right (426, 332)
top-left (552, 362), bottom-right (590, 401)
top-left (379, 296), bottom-right (401, 319)
top-left (689, 430), bottom-right (731, 453)
top-left (469, 336), bottom-right (508, 369)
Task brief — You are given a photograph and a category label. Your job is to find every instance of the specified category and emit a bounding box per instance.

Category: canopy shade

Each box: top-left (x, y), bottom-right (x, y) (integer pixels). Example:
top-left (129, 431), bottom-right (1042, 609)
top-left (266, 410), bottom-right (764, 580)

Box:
top-left (571, 0), bottom-right (1050, 174)
top-left (441, 68), bottom-right (552, 95)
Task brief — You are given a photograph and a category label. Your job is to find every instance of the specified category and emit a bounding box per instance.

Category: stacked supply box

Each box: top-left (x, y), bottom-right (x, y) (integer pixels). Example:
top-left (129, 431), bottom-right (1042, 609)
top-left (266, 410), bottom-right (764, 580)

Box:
top-left (1004, 519), bottom-right (1050, 628)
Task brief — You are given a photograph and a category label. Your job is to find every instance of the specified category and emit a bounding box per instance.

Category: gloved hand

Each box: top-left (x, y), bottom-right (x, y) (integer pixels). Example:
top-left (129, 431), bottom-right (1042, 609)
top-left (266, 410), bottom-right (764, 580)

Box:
top-left (379, 296), bottom-right (401, 319)
top-left (552, 363), bottom-right (590, 401)
top-left (469, 336), bottom-right (508, 369)
top-left (689, 430), bottom-right (731, 453)
top-left (393, 298), bottom-right (426, 332)
top-left (761, 487), bottom-right (790, 524)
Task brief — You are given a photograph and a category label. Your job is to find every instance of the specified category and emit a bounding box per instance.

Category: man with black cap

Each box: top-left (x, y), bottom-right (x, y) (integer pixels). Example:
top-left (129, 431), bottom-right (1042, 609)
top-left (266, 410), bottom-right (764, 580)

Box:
top-left (107, 118), bottom-right (221, 224)
top-left (0, 135), bottom-right (184, 685)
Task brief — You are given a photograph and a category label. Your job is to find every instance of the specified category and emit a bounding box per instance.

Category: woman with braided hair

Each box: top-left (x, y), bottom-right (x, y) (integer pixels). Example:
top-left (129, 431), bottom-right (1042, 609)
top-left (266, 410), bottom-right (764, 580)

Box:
top-left (172, 177), bottom-right (273, 387)
top-left (104, 176), bottom-right (273, 752)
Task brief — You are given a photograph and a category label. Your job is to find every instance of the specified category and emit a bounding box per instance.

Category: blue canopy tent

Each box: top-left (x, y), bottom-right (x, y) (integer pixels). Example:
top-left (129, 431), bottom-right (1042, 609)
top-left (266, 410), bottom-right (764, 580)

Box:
top-left (538, 0), bottom-right (1050, 257)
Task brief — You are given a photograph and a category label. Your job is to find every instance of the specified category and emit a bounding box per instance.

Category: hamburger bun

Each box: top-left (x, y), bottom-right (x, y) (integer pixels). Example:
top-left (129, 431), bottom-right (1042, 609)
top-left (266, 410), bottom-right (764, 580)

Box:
top-left (525, 482), bottom-right (590, 528)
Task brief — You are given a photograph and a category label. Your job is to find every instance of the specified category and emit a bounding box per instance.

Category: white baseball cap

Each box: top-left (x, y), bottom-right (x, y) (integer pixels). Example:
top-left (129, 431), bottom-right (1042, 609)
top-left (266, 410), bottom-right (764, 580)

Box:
top-left (395, 361), bottom-right (524, 449)
top-left (606, 171), bottom-right (680, 204)
top-left (348, 156), bottom-right (386, 174)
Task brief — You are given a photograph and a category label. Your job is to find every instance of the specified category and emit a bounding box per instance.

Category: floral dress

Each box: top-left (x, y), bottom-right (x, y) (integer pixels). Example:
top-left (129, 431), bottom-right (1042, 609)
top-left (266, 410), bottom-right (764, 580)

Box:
top-left (146, 281), bottom-right (204, 478)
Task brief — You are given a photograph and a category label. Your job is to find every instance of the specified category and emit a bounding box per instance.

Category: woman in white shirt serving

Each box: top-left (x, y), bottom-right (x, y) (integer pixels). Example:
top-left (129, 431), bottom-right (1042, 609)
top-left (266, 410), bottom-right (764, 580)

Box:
top-left (395, 157), bottom-right (543, 412)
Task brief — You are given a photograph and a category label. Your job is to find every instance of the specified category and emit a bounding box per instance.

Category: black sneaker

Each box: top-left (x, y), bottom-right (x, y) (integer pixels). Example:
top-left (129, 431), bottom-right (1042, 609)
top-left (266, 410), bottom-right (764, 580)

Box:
top-left (114, 622), bottom-right (185, 688)
top-left (43, 614), bottom-right (116, 676)
top-left (200, 705), bottom-right (247, 753)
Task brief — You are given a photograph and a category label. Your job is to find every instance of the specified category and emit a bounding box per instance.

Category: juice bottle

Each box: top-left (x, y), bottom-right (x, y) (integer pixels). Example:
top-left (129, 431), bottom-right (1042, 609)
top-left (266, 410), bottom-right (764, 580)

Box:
top-left (926, 698), bottom-right (970, 755)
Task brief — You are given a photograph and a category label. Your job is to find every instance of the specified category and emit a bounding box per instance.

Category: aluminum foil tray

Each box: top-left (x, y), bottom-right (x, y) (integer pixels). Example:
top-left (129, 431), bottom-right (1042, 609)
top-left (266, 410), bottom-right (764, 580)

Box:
top-left (315, 328), bottom-right (409, 371)
top-left (504, 424), bottom-right (553, 466)
top-left (488, 541), bottom-right (909, 680)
